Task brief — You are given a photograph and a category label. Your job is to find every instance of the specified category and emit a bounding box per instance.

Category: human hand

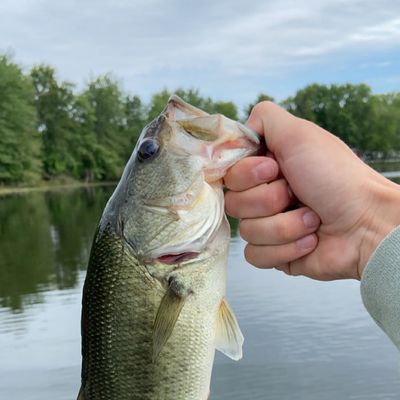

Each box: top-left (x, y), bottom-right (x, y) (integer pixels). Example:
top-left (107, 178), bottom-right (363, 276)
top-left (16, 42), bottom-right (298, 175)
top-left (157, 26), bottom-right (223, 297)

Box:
top-left (225, 102), bottom-right (400, 280)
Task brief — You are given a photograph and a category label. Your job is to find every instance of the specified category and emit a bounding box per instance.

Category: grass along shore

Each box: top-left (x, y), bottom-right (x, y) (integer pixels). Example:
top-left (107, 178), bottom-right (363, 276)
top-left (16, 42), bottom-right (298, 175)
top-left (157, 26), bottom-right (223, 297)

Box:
top-left (0, 178), bottom-right (116, 197)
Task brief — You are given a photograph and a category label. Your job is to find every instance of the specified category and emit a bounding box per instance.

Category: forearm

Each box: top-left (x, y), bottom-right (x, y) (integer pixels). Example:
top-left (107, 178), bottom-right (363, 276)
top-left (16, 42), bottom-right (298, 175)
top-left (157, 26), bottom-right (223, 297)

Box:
top-left (358, 173), bottom-right (400, 278)
top-left (361, 225), bottom-right (400, 349)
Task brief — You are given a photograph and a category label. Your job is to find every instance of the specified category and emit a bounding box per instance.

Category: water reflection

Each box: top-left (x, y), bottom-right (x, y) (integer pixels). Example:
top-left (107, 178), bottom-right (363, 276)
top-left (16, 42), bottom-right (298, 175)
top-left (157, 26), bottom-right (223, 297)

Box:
top-left (0, 186), bottom-right (240, 314)
top-left (1, 183), bottom-right (400, 400)
top-left (0, 186), bottom-right (114, 312)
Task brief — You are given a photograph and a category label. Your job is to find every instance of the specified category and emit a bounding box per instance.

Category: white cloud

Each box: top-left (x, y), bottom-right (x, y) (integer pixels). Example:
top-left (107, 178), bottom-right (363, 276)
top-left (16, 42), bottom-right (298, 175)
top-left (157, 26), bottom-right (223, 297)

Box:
top-left (0, 0), bottom-right (399, 105)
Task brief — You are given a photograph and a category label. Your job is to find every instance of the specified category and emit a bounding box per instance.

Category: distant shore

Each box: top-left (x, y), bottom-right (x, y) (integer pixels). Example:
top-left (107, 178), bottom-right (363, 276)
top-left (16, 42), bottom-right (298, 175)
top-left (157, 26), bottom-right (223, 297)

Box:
top-left (1, 159), bottom-right (399, 198)
top-left (0, 180), bottom-right (116, 197)
top-left (367, 160), bottom-right (400, 173)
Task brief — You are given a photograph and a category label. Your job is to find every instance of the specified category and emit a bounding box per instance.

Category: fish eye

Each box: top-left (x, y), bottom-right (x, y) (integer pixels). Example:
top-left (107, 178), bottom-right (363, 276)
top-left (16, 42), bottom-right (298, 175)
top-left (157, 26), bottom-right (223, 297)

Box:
top-left (137, 139), bottom-right (160, 162)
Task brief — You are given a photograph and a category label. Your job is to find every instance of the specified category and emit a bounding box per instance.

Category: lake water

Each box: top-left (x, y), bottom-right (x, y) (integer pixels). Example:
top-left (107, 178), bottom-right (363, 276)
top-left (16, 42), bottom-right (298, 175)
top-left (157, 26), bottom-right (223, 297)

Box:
top-left (1, 185), bottom-right (400, 400)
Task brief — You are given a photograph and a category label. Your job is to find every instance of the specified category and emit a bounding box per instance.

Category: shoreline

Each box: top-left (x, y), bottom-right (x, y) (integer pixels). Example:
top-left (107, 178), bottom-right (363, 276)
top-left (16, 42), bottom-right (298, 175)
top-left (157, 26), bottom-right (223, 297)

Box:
top-left (0, 181), bottom-right (116, 197)
top-left (1, 163), bottom-right (399, 198)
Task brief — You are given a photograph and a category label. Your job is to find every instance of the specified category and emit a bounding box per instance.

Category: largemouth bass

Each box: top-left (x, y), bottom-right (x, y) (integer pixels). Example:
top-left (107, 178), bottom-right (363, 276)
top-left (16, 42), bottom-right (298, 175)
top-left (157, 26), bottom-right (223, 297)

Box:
top-left (77, 96), bottom-right (261, 400)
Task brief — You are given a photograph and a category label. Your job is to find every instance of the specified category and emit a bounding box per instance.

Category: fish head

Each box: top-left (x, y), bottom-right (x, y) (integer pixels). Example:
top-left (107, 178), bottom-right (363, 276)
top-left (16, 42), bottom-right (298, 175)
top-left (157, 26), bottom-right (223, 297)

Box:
top-left (101, 95), bottom-right (263, 266)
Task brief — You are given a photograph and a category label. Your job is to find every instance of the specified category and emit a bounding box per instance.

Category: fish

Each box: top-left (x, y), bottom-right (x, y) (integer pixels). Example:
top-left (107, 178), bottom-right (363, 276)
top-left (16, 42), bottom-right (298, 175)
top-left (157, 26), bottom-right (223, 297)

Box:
top-left (77, 95), bottom-right (262, 400)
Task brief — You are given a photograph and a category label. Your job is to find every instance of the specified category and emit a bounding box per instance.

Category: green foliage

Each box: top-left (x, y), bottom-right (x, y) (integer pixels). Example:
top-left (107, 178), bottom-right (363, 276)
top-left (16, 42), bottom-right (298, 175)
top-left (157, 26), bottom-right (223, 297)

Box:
top-left (82, 75), bottom-right (128, 179)
top-left (0, 187), bottom-right (113, 310)
top-left (146, 89), bottom-right (171, 122)
top-left (283, 83), bottom-right (400, 153)
top-left (0, 55), bottom-right (42, 184)
top-left (124, 94), bottom-right (145, 153)
top-left (283, 83), bottom-right (374, 149)
top-left (31, 65), bottom-right (80, 178)
top-left (0, 53), bottom-right (399, 186)
top-left (367, 93), bottom-right (400, 153)
top-left (245, 93), bottom-right (275, 118)
top-left (146, 88), bottom-right (239, 122)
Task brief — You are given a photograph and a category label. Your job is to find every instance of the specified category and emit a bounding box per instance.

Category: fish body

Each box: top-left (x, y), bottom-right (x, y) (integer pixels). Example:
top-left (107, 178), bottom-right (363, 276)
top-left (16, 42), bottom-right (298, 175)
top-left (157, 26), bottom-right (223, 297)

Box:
top-left (78, 96), bottom-right (261, 400)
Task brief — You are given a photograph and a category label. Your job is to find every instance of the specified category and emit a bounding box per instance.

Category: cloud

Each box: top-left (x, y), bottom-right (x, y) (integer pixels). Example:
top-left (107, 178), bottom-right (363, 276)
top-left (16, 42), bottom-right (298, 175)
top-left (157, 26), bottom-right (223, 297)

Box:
top-left (0, 0), bottom-right (399, 105)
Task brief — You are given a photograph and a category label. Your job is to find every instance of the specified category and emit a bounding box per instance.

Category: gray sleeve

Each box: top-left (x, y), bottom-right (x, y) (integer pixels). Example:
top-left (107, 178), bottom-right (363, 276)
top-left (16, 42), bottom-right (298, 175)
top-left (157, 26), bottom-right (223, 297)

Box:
top-left (361, 226), bottom-right (400, 350)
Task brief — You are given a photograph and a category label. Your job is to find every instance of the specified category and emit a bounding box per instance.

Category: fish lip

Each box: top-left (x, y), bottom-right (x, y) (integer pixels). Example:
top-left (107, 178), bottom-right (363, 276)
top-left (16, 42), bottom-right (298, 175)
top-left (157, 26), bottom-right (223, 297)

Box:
top-left (237, 123), bottom-right (261, 145)
top-left (155, 252), bottom-right (200, 265)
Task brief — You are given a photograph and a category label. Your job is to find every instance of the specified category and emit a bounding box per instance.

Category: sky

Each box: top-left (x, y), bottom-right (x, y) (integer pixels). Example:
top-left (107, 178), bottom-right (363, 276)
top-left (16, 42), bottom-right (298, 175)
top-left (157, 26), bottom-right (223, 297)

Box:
top-left (1, 0), bottom-right (400, 110)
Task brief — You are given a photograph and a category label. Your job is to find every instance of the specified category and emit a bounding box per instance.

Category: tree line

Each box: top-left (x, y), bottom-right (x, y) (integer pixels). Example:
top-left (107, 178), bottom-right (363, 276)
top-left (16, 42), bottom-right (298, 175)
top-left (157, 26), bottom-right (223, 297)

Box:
top-left (1, 54), bottom-right (399, 186)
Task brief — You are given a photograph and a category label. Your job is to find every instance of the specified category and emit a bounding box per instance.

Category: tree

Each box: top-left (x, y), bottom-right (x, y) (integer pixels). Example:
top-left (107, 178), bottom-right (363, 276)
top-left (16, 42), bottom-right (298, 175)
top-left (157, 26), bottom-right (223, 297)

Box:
top-left (146, 89), bottom-right (171, 122)
top-left (147, 88), bottom-right (239, 122)
top-left (68, 93), bottom-right (99, 181)
top-left (366, 93), bottom-right (400, 154)
top-left (83, 75), bottom-right (127, 179)
top-left (31, 65), bottom-right (78, 178)
top-left (245, 93), bottom-right (275, 118)
top-left (283, 83), bottom-right (373, 149)
top-left (0, 55), bottom-right (42, 184)
top-left (124, 94), bottom-right (145, 155)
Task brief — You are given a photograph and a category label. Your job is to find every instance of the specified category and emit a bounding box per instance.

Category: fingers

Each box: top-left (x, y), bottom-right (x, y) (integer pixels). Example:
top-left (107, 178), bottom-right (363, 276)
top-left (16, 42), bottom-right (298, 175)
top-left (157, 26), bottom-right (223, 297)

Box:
top-left (224, 156), bottom-right (279, 191)
top-left (225, 179), bottom-right (292, 219)
top-left (244, 234), bottom-right (318, 269)
top-left (240, 207), bottom-right (321, 270)
top-left (246, 101), bottom-right (299, 155)
top-left (240, 207), bottom-right (320, 245)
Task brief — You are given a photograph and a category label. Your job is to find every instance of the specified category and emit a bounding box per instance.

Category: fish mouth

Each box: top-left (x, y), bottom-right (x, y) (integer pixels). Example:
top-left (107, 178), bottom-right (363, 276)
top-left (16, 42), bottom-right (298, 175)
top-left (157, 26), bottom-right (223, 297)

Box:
top-left (156, 252), bottom-right (199, 265)
top-left (140, 95), bottom-right (264, 265)
top-left (165, 96), bottom-right (264, 182)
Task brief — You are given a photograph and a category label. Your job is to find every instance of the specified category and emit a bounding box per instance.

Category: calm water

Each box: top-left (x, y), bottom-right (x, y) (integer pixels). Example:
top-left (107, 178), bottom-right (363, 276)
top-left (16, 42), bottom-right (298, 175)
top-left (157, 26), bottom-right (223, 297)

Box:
top-left (1, 185), bottom-right (400, 400)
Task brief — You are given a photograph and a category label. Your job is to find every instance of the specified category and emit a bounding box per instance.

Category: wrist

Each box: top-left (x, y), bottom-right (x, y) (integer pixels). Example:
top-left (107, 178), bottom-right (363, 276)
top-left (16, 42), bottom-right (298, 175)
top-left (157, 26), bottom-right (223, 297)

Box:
top-left (358, 175), bottom-right (400, 279)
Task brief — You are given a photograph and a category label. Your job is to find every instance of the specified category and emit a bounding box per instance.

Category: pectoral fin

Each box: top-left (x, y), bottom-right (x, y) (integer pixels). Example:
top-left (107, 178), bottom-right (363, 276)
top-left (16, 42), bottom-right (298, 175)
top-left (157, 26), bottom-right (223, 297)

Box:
top-left (215, 298), bottom-right (244, 361)
top-left (153, 282), bottom-right (189, 362)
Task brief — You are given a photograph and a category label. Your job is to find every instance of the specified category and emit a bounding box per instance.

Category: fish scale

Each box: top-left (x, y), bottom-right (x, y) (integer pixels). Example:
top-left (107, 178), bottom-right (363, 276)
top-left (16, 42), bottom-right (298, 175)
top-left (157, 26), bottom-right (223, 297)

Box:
top-left (80, 225), bottom-right (227, 399)
top-left (77, 95), bottom-right (260, 399)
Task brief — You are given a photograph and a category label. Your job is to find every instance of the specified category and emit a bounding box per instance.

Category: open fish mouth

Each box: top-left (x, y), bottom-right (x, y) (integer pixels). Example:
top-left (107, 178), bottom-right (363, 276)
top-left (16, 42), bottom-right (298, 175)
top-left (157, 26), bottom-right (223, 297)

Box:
top-left (134, 95), bottom-right (263, 266)
top-left (167, 95), bottom-right (262, 182)
top-left (156, 252), bottom-right (200, 265)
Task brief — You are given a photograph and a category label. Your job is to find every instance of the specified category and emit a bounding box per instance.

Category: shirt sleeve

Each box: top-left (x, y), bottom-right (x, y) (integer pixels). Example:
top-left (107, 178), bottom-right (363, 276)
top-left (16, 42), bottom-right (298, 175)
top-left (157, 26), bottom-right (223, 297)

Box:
top-left (361, 226), bottom-right (400, 350)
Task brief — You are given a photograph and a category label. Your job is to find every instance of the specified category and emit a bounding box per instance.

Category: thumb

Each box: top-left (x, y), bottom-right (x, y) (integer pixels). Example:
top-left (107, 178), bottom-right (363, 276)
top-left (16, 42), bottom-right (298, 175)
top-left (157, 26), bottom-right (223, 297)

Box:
top-left (246, 101), bottom-right (311, 159)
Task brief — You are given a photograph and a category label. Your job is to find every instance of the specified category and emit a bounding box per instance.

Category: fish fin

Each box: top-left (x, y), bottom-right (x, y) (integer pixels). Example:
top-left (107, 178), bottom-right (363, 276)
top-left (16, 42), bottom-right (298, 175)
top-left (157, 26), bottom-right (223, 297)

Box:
top-left (215, 298), bottom-right (244, 361)
top-left (76, 386), bottom-right (85, 400)
top-left (152, 284), bottom-right (187, 362)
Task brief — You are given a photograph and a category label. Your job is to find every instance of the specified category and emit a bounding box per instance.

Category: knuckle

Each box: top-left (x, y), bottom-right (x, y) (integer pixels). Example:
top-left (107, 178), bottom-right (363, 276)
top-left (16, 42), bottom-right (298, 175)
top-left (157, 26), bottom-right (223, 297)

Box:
top-left (274, 217), bottom-right (291, 241)
top-left (289, 263), bottom-right (302, 276)
top-left (265, 185), bottom-right (278, 206)
top-left (253, 100), bottom-right (275, 115)
top-left (278, 263), bottom-right (293, 276)
top-left (266, 182), bottom-right (287, 212)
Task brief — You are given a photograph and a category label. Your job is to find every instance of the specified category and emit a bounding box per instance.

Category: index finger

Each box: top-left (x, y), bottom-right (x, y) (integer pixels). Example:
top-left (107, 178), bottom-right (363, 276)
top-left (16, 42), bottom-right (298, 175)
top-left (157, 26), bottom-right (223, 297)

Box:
top-left (224, 156), bottom-right (279, 191)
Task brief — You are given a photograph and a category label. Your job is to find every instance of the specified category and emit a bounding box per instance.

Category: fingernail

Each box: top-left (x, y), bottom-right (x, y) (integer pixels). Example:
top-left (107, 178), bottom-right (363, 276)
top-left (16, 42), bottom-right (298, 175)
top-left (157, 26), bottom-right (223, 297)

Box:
top-left (254, 161), bottom-right (275, 181)
top-left (296, 235), bottom-right (316, 250)
top-left (303, 210), bottom-right (320, 228)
